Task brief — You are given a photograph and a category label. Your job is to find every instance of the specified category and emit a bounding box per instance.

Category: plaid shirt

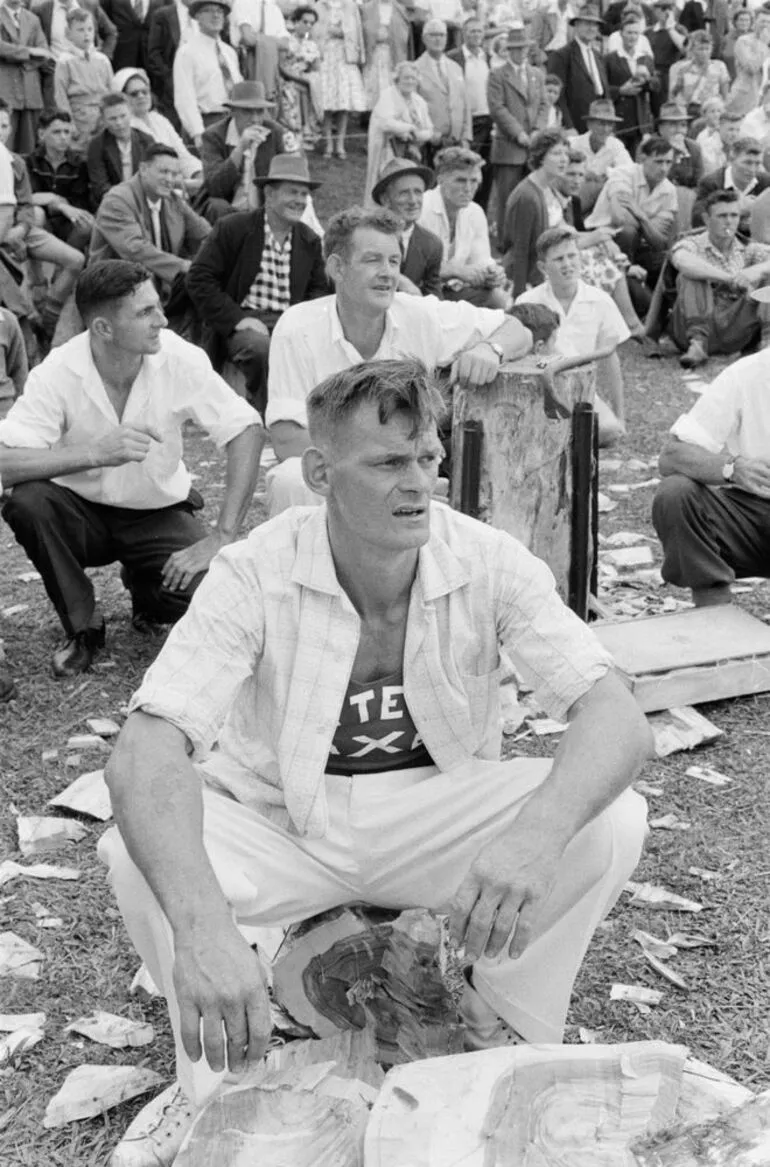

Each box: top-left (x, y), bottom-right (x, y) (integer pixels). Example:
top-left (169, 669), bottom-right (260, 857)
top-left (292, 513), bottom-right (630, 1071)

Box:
top-left (241, 222), bottom-right (292, 313)
top-left (130, 505), bottom-right (612, 839)
top-left (673, 230), bottom-right (770, 281)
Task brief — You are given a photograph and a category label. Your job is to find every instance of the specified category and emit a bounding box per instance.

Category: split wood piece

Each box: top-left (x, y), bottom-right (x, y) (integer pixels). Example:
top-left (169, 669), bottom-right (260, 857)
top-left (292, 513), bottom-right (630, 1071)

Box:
top-left (631, 1086), bottom-right (770, 1165)
top-left (48, 769), bottom-right (112, 820)
top-left (271, 907), bottom-right (463, 1065)
top-left (0, 932), bottom-right (43, 980)
top-left (0, 1026), bottom-right (44, 1064)
top-left (43, 1064), bottom-right (164, 1128)
top-left (17, 815), bottom-right (87, 857)
top-left (176, 1031), bottom-right (382, 1167)
top-left (593, 606), bottom-right (770, 713)
top-left (451, 360), bottom-right (591, 597)
top-left (64, 1011), bottom-right (154, 1049)
top-left (647, 707), bottom-right (723, 758)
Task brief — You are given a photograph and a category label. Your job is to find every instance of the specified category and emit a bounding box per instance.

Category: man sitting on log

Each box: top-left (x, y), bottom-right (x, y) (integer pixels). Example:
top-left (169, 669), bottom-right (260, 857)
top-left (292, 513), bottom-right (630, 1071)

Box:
top-left (100, 356), bottom-right (651, 1166)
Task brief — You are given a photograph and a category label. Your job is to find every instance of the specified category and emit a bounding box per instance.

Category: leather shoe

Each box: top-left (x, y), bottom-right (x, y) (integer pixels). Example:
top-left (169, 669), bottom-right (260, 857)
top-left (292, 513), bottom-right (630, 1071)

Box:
top-left (679, 339), bottom-right (708, 369)
top-left (52, 622), bottom-right (105, 678)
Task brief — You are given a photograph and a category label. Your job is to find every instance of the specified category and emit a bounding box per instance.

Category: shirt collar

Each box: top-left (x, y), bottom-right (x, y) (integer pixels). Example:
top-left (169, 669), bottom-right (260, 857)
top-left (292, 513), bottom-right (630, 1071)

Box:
top-left (329, 296), bottom-right (398, 353)
top-left (724, 165), bottom-right (758, 195)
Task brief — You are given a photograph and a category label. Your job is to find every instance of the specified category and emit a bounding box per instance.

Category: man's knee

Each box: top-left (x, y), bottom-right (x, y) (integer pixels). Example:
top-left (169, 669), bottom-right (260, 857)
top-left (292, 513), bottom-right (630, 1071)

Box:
top-left (227, 328), bottom-right (271, 361)
top-left (2, 480), bottom-right (64, 531)
top-left (652, 473), bottom-right (706, 531)
top-left (204, 197), bottom-right (235, 224)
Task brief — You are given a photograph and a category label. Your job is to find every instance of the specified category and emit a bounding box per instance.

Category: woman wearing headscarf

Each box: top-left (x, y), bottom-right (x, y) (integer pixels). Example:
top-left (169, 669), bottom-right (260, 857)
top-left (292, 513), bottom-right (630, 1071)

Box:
top-left (113, 68), bottom-right (202, 194)
top-left (364, 59), bottom-right (434, 202)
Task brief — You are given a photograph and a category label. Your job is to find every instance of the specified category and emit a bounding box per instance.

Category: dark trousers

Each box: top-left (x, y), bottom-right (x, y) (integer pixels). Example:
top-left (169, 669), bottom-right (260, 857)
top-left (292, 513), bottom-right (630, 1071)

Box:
top-left (225, 308), bottom-right (280, 418)
top-left (670, 275), bottom-right (770, 354)
top-left (652, 475), bottom-right (770, 591)
top-left (493, 162), bottom-right (527, 244)
top-left (2, 481), bottom-right (207, 637)
top-left (471, 114), bottom-right (494, 212)
top-left (615, 223), bottom-right (667, 287)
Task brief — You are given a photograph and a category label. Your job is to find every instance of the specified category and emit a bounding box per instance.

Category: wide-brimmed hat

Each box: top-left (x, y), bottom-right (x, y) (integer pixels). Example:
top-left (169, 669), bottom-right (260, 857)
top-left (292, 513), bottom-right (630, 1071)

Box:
top-left (586, 99), bottom-right (622, 123)
top-left (225, 80), bottom-right (276, 110)
top-left (569, 4), bottom-right (603, 24)
top-left (254, 153), bottom-right (321, 189)
top-left (189, 0), bottom-right (230, 16)
top-left (658, 101), bottom-right (690, 123)
top-left (505, 23), bottom-right (529, 47)
top-left (372, 157), bottom-right (435, 204)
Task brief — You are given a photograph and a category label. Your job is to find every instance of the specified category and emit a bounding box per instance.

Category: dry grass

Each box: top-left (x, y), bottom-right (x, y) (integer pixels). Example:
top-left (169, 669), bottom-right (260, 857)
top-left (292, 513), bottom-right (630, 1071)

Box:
top-left (1, 144), bottom-right (769, 1163)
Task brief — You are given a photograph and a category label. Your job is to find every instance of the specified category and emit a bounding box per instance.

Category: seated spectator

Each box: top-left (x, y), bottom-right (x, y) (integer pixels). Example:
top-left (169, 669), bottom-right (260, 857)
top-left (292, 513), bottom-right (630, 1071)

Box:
top-left (0, 259), bottom-right (263, 677)
top-left (173, 0), bottom-right (242, 148)
top-left (605, 13), bottom-right (658, 157)
top-left (669, 30), bottom-right (729, 119)
top-left (364, 60), bottom-right (434, 207)
top-left (90, 142), bottom-right (211, 315)
top-left (87, 91), bottom-right (153, 206)
top-left (655, 100), bottom-right (702, 189)
top-left (692, 135), bottom-right (770, 239)
top-left (670, 188), bottom-right (770, 368)
top-left (0, 305), bottom-right (29, 412)
top-left (264, 205), bottom-right (532, 514)
top-left (586, 135), bottom-right (678, 290)
top-left (187, 154), bottom-right (327, 418)
top-left (572, 99), bottom-right (633, 214)
top-left (371, 156), bottom-right (443, 298)
top-left (740, 80), bottom-right (770, 152)
top-left (114, 66), bottom-right (203, 194)
top-left (516, 224), bottom-right (630, 445)
top-left (25, 108), bottom-right (93, 255)
top-left (694, 96), bottom-right (727, 174)
top-left (54, 8), bottom-right (114, 151)
top-left (418, 146), bottom-right (507, 308)
top-left (197, 81), bottom-right (285, 224)
top-left (653, 343), bottom-right (770, 606)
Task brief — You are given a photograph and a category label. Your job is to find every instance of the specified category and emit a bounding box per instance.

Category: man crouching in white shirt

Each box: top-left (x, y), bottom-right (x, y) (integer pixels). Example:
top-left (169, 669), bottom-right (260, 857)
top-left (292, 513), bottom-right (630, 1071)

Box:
top-left (262, 204), bottom-right (533, 514)
top-left (100, 356), bottom-right (651, 1167)
top-left (0, 260), bottom-right (264, 678)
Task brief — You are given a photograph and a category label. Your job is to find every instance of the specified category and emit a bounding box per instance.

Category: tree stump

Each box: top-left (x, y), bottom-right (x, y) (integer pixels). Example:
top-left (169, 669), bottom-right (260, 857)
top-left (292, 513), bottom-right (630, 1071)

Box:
top-left (451, 360), bottom-right (591, 598)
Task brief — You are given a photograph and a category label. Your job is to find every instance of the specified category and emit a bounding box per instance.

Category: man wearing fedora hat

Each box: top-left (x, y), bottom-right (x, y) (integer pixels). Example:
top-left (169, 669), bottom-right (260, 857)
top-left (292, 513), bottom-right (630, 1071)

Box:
top-left (655, 100), bottom-right (703, 189)
top-left (487, 23), bottom-right (548, 243)
top-left (372, 156), bottom-right (444, 296)
top-left (173, 0), bottom-right (242, 146)
top-left (572, 99), bottom-right (632, 212)
top-left (188, 153), bottom-right (327, 416)
top-left (196, 79), bottom-right (285, 224)
top-left (547, 5), bottom-right (610, 134)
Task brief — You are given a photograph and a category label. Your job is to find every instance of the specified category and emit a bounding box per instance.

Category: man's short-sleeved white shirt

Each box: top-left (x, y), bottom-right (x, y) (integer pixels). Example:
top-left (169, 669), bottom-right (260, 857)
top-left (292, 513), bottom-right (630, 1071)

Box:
top-left (418, 187), bottom-right (492, 268)
top-left (516, 279), bottom-right (630, 359)
top-left (265, 292), bottom-right (506, 428)
top-left (669, 349), bottom-right (770, 462)
top-left (0, 330), bottom-right (261, 509)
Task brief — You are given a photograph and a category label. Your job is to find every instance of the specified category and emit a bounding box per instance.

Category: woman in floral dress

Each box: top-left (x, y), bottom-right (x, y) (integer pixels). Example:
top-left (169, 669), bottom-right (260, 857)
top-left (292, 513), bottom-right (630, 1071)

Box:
top-left (279, 6), bottom-right (322, 148)
top-left (315, 0), bottom-right (367, 157)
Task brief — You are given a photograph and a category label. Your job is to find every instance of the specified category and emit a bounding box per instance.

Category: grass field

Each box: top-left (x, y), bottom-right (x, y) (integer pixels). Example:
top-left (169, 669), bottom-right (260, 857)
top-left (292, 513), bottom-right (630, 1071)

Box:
top-left (1, 139), bottom-right (769, 1164)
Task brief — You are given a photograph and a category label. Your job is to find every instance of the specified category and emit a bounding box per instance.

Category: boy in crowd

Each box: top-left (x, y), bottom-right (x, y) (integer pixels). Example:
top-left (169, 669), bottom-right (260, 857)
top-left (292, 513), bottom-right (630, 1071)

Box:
top-left (54, 9), bottom-right (114, 153)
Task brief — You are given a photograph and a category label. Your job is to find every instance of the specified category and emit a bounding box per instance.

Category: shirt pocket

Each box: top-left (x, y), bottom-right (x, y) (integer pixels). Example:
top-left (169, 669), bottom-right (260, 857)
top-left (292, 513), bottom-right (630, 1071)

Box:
top-left (459, 670), bottom-right (499, 753)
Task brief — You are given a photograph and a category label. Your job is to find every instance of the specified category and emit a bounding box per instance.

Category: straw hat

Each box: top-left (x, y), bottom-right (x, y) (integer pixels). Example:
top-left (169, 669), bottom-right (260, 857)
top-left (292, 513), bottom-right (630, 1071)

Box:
top-left (371, 157), bottom-right (435, 204)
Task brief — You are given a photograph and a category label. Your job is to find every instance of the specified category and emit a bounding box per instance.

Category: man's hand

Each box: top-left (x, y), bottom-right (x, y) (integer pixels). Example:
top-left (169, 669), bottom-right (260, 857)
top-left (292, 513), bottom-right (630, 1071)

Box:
top-left (517, 132), bottom-right (530, 147)
top-left (59, 203), bottom-right (93, 229)
top-left (732, 455), bottom-right (770, 498)
top-left (162, 531), bottom-right (229, 592)
top-left (90, 424), bottom-right (162, 468)
top-left (450, 341), bottom-right (502, 388)
top-left (234, 317), bottom-right (269, 336)
top-left (627, 264), bottom-right (647, 281)
top-left (174, 920), bottom-right (272, 1074)
top-left (450, 824), bottom-right (565, 960)
top-left (240, 123), bottom-right (270, 149)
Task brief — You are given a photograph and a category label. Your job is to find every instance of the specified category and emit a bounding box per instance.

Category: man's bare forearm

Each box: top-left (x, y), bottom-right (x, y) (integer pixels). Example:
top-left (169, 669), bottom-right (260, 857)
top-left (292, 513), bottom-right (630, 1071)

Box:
top-left (672, 252), bottom-right (733, 282)
top-left (216, 425), bottom-right (264, 539)
top-left (659, 436), bottom-right (727, 482)
top-left (106, 712), bottom-right (232, 934)
top-left (511, 672), bottom-right (652, 852)
top-left (487, 315), bottom-right (533, 360)
top-left (0, 443), bottom-right (96, 486)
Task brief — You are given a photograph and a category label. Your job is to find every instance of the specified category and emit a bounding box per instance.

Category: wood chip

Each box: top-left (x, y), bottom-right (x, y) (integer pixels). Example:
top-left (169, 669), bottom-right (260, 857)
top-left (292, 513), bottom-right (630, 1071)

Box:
top-left (0, 861), bottom-right (80, 887)
top-left (634, 781), bottom-right (664, 797)
top-left (597, 492), bottom-right (617, 513)
top-left (648, 706), bottom-right (723, 758)
top-left (649, 813), bottom-right (691, 831)
top-left (65, 1011), bottom-right (154, 1049)
top-left (0, 1026), bottom-right (44, 1064)
top-left (528, 717), bottom-right (568, 736)
top-left (632, 929), bottom-right (678, 961)
top-left (0, 933), bottom-right (43, 980)
top-left (129, 963), bottom-right (160, 997)
top-left (65, 734), bottom-right (110, 751)
top-left (685, 765), bottom-right (731, 787)
top-left (666, 931), bottom-right (718, 950)
top-left (41, 750), bottom-right (58, 763)
top-left (602, 546), bottom-right (655, 570)
top-left (601, 530), bottom-right (651, 547)
top-left (610, 983), bottom-right (664, 1006)
top-left (625, 881), bottom-right (703, 912)
top-left (85, 718), bottom-right (120, 737)
top-left (578, 1027), bottom-right (600, 1043)
top-left (43, 1064), bottom-right (164, 1128)
top-left (48, 770), bottom-right (112, 821)
top-left (642, 951), bottom-right (689, 991)
top-left (17, 815), bottom-right (87, 857)
top-left (31, 903), bottom-right (63, 929)
top-left (2, 604), bottom-right (29, 617)
top-left (16, 571), bottom-right (41, 583)
top-left (0, 1013), bottom-right (46, 1032)
top-left (688, 866), bottom-right (720, 882)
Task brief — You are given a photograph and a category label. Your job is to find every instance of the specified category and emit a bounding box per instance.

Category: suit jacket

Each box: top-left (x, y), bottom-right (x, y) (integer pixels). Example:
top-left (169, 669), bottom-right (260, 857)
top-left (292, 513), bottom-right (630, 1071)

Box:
top-left (187, 207), bottom-right (328, 365)
top-left (692, 167), bottom-right (770, 237)
top-left (547, 39), bottom-right (609, 133)
top-left (361, 0), bottom-right (425, 67)
top-left (605, 51), bottom-right (657, 145)
top-left (147, 3), bottom-right (179, 113)
top-left (90, 172), bottom-right (211, 283)
top-left (487, 60), bottom-right (548, 166)
top-left (528, 6), bottom-right (571, 67)
top-left (198, 115), bottom-right (284, 203)
top-left (415, 52), bottom-right (471, 144)
top-left (32, 0), bottom-right (118, 58)
top-left (100, 0), bottom-right (164, 72)
top-left (87, 126), bottom-right (154, 206)
top-left (0, 6), bottom-right (49, 110)
top-left (402, 222), bottom-right (442, 297)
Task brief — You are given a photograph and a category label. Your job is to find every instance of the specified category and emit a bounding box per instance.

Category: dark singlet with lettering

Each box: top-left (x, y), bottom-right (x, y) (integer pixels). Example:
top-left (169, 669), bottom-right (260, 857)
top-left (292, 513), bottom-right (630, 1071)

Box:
top-left (327, 669), bottom-right (434, 776)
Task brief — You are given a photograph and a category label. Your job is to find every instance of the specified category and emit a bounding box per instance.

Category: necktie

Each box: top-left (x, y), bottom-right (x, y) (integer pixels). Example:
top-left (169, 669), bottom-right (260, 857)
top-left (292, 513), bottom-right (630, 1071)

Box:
top-left (259, 0), bottom-right (266, 34)
top-left (216, 40), bottom-right (235, 93)
top-left (150, 204), bottom-right (162, 249)
top-left (583, 44), bottom-right (603, 95)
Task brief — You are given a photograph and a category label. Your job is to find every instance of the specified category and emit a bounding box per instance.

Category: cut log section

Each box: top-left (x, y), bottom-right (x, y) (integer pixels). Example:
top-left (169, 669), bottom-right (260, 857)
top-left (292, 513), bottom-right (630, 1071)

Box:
top-left (631, 1086), bottom-right (770, 1165)
top-left (271, 907), bottom-right (463, 1065)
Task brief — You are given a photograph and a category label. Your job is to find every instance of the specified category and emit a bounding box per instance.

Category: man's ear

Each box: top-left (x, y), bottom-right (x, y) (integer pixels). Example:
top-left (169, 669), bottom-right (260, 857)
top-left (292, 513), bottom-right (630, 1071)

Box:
top-left (302, 445), bottom-right (332, 497)
top-left (90, 314), bottom-right (113, 342)
top-left (536, 258), bottom-right (547, 280)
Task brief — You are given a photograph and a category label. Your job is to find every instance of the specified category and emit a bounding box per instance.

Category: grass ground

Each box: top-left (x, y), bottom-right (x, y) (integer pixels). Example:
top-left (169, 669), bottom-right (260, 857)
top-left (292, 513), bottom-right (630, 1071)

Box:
top-left (1, 140), bottom-right (770, 1163)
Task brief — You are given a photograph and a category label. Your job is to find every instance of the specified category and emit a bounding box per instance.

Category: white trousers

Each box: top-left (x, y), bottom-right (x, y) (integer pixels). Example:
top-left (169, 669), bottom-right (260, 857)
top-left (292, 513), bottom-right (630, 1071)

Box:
top-left (98, 759), bottom-right (646, 1107)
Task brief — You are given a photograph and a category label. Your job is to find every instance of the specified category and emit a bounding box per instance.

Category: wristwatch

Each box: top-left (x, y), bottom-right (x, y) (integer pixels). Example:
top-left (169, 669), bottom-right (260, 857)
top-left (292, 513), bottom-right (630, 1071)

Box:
top-left (722, 458), bottom-right (736, 483)
top-left (485, 341), bottom-right (504, 363)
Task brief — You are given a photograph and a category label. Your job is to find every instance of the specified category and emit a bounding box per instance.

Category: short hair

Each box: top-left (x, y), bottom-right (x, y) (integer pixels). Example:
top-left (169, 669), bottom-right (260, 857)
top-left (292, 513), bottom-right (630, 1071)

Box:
top-left (101, 92), bottom-right (128, 112)
top-left (323, 206), bottom-right (400, 262)
top-left (688, 29), bottom-right (712, 46)
top-left (720, 108), bottom-right (743, 124)
top-left (67, 7), bottom-right (93, 24)
top-left (731, 135), bottom-right (763, 157)
top-left (640, 135), bottom-right (674, 158)
top-left (463, 14), bottom-right (483, 29)
top-left (508, 302), bottom-right (559, 346)
top-left (567, 148), bottom-right (586, 165)
top-left (141, 141), bottom-right (178, 163)
top-left (544, 73), bottom-right (563, 89)
top-left (423, 17), bottom-right (447, 33)
top-left (38, 108), bottom-right (72, 129)
top-left (701, 96), bottom-right (724, 115)
top-left (75, 260), bottom-right (153, 324)
top-left (536, 224), bottom-right (579, 262)
top-left (291, 4), bottom-right (317, 20)
top-left (434, 146), bottom-right (483, 175)
top-left (528, 128), bottom-right (568, 171)
top-left (306, 358), bottom-right (446, 446)
top-left (393, 59), bottom-right (419, 80)
top-left (703, 188), bottom-right (740, 213)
